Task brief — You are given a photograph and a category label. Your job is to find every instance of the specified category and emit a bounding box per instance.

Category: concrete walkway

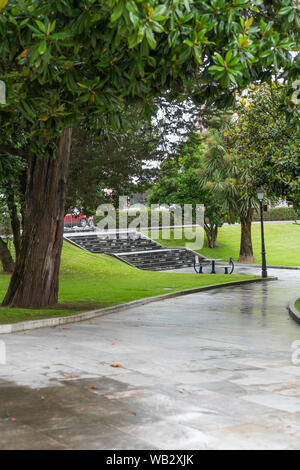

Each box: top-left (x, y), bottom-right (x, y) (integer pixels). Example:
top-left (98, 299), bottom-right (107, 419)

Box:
top-left (0, 267), bottom-right (300, 450)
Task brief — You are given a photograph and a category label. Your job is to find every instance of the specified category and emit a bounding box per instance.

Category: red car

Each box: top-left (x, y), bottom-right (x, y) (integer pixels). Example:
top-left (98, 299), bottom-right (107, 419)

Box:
top-left (64, 213), bottom-right (93, 228)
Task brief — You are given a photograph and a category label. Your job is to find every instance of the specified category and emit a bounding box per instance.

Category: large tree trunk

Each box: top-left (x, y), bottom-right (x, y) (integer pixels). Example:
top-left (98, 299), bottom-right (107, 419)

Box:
top-left (0, 238), bottom-right (15, 273)
top-left (238, 212), bottom-right (256, 263)
top-left (2, 128), bottom-right (72, 308)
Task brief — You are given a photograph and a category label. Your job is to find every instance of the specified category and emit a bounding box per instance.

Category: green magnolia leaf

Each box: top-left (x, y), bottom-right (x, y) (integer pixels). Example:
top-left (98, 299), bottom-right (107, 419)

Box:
top-left (125, 0), bottom-right (139, 15)
top-left (38, 41), bottom-right (47, 55)
top-left (225, 50), bottom-right (233, 64)
top-left (193, 46), bottom-right (202, 65)
top-left (145, 27), bottom-right (156, 49)
top-left (228, 56), bottom-right (241, 66)
top-left (151, 21), bottom-right (165, 33)
top-left (50, 32), bottom-right (72, 40)
top-left (128, 31), bottom-right (141, 48)
top-left (50, 20), bottom-right (56, 33)
top-left (179, 47), bottom-right (191, 63)
top-left (278, 7), bottom-right (293, 16)
top-left (209, 65), bottom-right (225, 73)
top-left (152, 4), bottom-right (168, 20)
top-left (129, 11), bottom-right (139, 28)
top-left (184, 39), bottom-right (194, 47)
top-left (111, 2), bottom-right (124, 22)
top-left (258, 50), bottom-right (270, 58)
top-left (245, 17), bottom-right (254, 30)
top-left (215, 53), bottom-right (224, 66)
top-left (183, 0), bottom-right (191, 13)
top-left (35, 20), bottom-right (46, 33)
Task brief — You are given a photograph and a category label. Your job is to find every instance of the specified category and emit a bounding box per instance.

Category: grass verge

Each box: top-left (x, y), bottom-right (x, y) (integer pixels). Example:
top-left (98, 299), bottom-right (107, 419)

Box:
top-left (0, 241), bottom-right (256, 325)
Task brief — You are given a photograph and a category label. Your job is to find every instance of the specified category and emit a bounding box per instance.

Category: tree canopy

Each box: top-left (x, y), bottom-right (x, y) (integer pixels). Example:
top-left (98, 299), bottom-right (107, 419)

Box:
top-left (226, 83), bottom-right (300, 211)
top-left (1, 0), bottom-right (299, 152)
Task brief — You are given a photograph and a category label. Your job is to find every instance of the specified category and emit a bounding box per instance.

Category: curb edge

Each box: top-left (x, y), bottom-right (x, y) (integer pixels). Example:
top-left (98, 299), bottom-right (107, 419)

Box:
top-left (288, 298), bottom-right (300, 324)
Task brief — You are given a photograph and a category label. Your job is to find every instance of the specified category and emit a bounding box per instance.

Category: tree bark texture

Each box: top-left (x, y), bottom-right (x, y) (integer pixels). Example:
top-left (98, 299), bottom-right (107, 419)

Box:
top-left (0, 238), bottom-right (15, 273)
top-left (2, 128), bottom-right (72, 308)
top-left (238, 211), bottom-right (256, 263)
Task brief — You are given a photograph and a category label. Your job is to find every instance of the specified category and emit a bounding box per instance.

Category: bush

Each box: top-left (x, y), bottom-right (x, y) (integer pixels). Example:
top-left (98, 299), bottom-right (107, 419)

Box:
top-left (252, 207), bottom-right (298, 222)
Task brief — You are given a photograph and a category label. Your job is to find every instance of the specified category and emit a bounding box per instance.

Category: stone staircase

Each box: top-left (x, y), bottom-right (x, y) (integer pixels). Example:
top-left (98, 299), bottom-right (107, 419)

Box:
top-left (113, 247), bottom-right (200, 271)
top-left (64, 231), bottom-right (206, 271)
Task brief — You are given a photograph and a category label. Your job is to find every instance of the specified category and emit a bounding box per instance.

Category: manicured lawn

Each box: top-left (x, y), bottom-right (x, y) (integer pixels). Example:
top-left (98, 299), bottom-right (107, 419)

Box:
top-left (0, 241), bottom-right (256, 324)
top-left (296, 299), bottom-right (300, 313)
top-left (143, 222), bottom-right (300, 267)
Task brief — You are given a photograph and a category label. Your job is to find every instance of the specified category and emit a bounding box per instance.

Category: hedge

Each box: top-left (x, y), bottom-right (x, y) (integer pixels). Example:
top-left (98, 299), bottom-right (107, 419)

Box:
top-left (252, 207), bottom-right (299, 222)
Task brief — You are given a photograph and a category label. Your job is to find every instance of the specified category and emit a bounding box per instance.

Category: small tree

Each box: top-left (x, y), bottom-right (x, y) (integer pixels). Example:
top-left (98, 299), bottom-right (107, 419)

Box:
top-left (149, 132), bottom-right (226, 246)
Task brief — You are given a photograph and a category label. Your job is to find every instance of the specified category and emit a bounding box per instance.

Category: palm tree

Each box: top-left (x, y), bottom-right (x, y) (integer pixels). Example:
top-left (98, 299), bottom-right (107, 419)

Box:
top-left (199, 118), bottom-right (259, 263)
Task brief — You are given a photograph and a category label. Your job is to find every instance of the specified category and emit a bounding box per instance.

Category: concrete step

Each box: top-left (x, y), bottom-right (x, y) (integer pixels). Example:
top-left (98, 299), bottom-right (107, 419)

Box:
top-left (65, 233), bottom-right (163, 255)
top-left (64, 233), bottom-right (206, 271)
top-left (115, 248), bottom-right (198, 271)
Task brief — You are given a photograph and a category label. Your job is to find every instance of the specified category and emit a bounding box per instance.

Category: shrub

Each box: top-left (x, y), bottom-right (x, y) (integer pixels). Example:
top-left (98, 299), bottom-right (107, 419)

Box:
top-left (252, 207), bottom-right (298, 222)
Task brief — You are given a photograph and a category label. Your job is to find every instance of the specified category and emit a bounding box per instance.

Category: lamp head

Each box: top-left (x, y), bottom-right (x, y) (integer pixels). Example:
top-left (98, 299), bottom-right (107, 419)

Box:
top-left (257, 187), bottom-right (264, 202)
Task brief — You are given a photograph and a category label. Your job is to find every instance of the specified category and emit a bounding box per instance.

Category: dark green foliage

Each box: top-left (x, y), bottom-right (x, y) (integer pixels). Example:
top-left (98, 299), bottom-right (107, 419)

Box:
top-left (227, 84), bottom-right (300, 212)
top-left (252, 206), bottom-right (299, 222)
top-left (66, 117), bottom-right (164, 214)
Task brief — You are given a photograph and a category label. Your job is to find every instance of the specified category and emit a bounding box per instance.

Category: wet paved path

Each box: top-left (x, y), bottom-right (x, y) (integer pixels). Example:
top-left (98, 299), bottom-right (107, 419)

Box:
top-left (0, 267), bottom-right (300, 450)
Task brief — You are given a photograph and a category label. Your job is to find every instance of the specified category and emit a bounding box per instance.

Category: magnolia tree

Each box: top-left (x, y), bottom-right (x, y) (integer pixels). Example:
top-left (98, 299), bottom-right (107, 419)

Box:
top-left (0, 0), bottom-right (299, 308)
top-left (228, 83), bottom-right (300, 211)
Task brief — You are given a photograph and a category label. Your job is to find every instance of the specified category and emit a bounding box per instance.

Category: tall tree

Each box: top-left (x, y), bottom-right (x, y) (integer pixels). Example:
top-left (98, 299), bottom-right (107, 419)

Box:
top-left (201, 82), bottom-right (300, 262)
top-left (0, 0), bottom-right (299, 307)
top-left (66, 115), bottom-right (164, 214)
top-left (200, 116), bottom-right (260, 263)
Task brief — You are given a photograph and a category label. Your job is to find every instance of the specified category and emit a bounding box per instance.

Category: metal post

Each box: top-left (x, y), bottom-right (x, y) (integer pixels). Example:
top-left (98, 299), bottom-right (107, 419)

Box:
top-left (259, 201), bottom-right (268, 278)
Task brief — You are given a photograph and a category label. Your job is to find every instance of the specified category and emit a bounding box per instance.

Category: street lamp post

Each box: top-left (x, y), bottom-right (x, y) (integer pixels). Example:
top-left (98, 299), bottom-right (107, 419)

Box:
top-left (257, 188), bottom-right (268, 279)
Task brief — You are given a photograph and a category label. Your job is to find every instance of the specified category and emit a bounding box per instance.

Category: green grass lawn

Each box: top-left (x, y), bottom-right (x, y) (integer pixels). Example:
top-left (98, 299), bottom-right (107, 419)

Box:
top-left (0, 241), bottom-right (256, 325)
top-left (295, 299), bottom-right (300, 313)
top-left (143, 222), bottom-right (300, 267)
